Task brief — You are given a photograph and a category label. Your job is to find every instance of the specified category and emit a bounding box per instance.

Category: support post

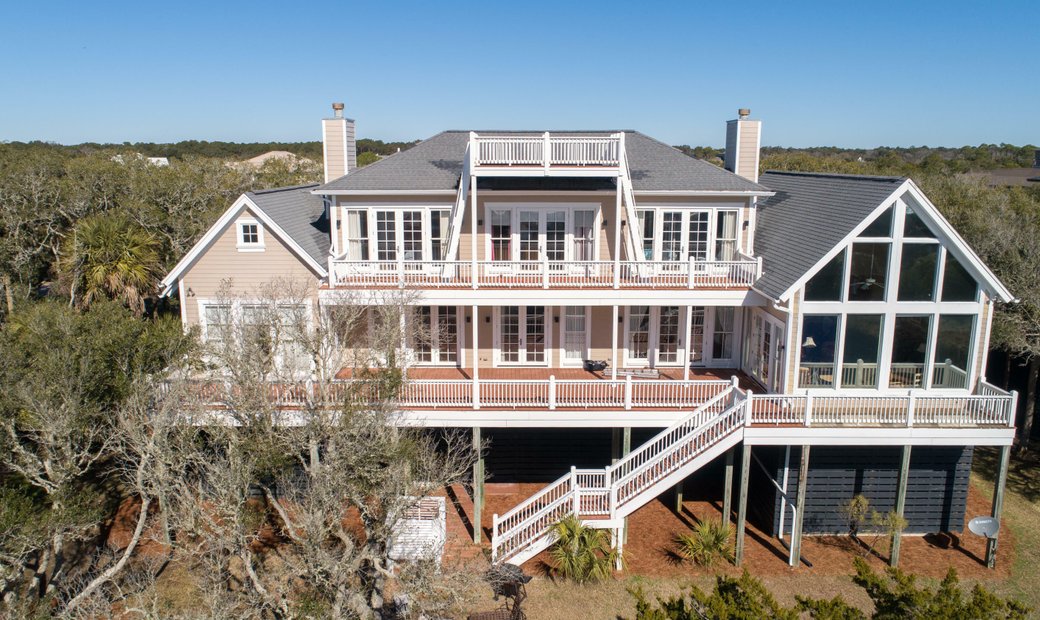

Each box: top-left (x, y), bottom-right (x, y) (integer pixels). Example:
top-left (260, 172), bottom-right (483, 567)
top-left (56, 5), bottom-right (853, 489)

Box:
top-left (472, 427), bottom-right (484, 544)
top-left (735, 444), bottom-right (752, 566)
top-left (722, 447), bottom-right (735, 524)
top-left (683, 305), bottom-right (693, 381)
top-left (986, 444), bottom-right (1012, 568)
top-left (790, 445), bottom-right (811, 568)
top-left (622, 427), bottom-right (631, 543)
top-left (890, 445), bottom-right (911, 567)
top-left (470, 174), bottom-right (478, 289)
top-left (471, 305), bottom-right (480, 409)
top-left (611, 305), bottom-right (619, 381)
top-left (613, 171), bottom-right (622, 290)
top-left (674, 483), bottom-right (684, 514)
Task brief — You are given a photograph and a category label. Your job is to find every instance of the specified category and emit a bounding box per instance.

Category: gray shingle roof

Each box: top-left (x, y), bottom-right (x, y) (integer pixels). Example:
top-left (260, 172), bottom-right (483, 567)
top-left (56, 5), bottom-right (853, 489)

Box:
top-left (246, 184), bottom-right (330, 268)
top-left (316, 131), bottom-right (767, 193)
top-left (754, 171), bottom-right (906, 300)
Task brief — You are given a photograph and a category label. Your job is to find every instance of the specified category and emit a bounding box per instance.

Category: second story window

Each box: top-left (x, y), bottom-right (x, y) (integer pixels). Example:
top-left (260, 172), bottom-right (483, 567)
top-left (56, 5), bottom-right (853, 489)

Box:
top-left (346, 210), bottom-right (369, 260)
top-left (714, 211), bottom-right (739, 260)
top-left (236, 219), bottom-right (264, 251)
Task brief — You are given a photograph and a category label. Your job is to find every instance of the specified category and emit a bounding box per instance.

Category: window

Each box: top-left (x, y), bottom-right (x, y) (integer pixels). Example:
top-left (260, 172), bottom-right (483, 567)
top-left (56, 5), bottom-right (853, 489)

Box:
top-left (805, 250), bottom-right (845, 301)
top-left (545, 211), bottom-right (566, 262)
top-left (573, 210), bottom-right (595, 261)
top-left (712, 307), bottom-right (735, 360)
top-left (345, 210), bottom-right (369, 260)
top-left (628, 306), bottom-right (651, 361)
top-left (563, 306), bottom-right (587, 362)
top-left (941, 253), bottom-right (978, 301)
top-left (402, 211), bottom-right (423, 261)
top-left (376, 211), bottom-right (397, 261)
top-left (890, 316), bottom-right (931, 388)
top-left (799, 315), bottom-right (839, 387)
top-left (689, 307), bottom-right (705, 364)
top-left (860, 206), bottom-right (894, 238)
top-left (842, 315), bottom-right (883, 388)
top-left (903, 203), bottom-right (936, 238)
top-left (237, 220), bottom-right (263, 250)
top-left (491, 210), bottom-right (511, 261)
top-left (525, 306), bottom-right (546, 363)
top-left (519, 211), bottom-right (539, 261)
top-left (414, 307), bottom-right (433, 362)
top-left (847, 243), bottom-right (889, 301)
top-left (898, 244), bottom-right (939, 301)
top-left (714, 211), bottom-right (739, 260)
top-left (203, 304), bottom-right (232, 344)
top-left (658, 306), bottom-right (680, 363)
top-left (500, 306), bottom-right (520, 362)
top-left (637, 211), bottom-right (655, 260)
top-left (430, 210), bottom-right (449, 261)
top-left (932, 315), bottom-right (974, 388)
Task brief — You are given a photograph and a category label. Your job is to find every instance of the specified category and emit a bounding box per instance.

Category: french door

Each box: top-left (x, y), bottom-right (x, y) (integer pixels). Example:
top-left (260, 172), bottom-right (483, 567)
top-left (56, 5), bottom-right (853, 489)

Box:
top-left (487, 207), bottom-right (596, 264)
top-left (497, 306), bottom-right (548, 365)
top-left (748, 312), bottom-right (785, 392)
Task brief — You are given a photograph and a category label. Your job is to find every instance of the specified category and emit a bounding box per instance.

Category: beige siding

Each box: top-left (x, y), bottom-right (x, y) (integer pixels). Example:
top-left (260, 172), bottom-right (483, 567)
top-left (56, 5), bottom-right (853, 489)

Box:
top-left (737, 123), bottom-right (759, 181)
top-left (181, 207), bottom-right (320, 326)
top-left (323, 119), bottom-right (346, 181)
top-left (974, 293), bottom-right (991, 385)
top-left (344, 120), bottom-right (357, 171)
top-left (784, 294), bottom-right (801, 393)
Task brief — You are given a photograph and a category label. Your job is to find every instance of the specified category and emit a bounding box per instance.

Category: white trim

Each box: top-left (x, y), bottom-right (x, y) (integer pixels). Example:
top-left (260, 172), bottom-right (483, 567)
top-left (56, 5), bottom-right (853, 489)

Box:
top-left (235, 218), bottom-right (265, 252)
top-left (743, 426), bottom-right (1014, 447)
top-left (559, 305), bottom-right (592, 367)
top-left (159, 194), bottom-right (328, 297)
top-left (313, 189), bottom-right (458, 196)
top-left (777, 180), bottom-right (1013, 303)
top-left (634, 190), bottom-right (775, 197)
top-left (482, 202), bottom-right (602, 263)
top-left (492, 305), bottom-right (551, 367)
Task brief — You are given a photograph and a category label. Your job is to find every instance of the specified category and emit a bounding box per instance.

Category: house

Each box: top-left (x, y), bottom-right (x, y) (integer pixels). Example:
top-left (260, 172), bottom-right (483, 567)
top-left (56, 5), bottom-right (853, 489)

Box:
top-left (160, 103), bottom-right (1018, 570)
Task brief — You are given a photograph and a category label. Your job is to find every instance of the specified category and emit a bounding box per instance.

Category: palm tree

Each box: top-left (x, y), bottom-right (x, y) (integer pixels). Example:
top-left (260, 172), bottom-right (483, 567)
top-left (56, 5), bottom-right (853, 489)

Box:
top-left (548, 515), bottom-right (621, 584)
top-left (64, 213), bottom-right (160, 315)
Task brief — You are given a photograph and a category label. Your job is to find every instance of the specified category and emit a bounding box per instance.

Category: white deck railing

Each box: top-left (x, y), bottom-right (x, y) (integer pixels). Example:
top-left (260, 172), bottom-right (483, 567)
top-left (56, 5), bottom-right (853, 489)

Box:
top-left (472, 133), bottom-right (621, 169)
top-left (328, 257), bottom-right (760, 290)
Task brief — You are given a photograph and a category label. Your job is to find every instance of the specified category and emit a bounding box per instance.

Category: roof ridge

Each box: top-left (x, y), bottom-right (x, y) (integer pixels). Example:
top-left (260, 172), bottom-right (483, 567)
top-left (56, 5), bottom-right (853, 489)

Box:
top-left (762, 170), bottom-right (907, 182)
top-left (630, 130), bottom-right (769, 186)
top-left (249, 183), bottom-right (320, 195)
top-left (321, 130), bottom-right (452, 185)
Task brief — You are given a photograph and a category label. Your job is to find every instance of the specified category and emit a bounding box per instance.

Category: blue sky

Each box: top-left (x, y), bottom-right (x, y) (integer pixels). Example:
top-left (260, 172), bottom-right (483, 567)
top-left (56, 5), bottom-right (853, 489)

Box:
top-left (1, 0), bottom-right (1037, 148)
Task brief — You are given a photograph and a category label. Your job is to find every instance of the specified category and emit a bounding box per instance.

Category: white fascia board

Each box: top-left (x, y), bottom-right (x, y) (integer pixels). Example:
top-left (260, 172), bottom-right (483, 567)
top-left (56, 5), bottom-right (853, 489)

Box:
top-left (776, 179), bottom-right (1014, 303)
top-left (743, 426), bottom-right (1014, 447)
top-left (395, 410), bottom-right (685, 428)
top-left (160, 194), bottom-right (253, 296)
top-left (159, 194), bottom-right (327, 297)
top-left (901, 179), bottom-right (1014, 303)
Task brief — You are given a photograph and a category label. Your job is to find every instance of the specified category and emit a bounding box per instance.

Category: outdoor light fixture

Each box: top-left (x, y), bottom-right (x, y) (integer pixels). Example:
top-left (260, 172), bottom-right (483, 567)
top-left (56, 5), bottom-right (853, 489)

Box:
top-left (485, 316), bottom-right (490, 324)
top-left (466, 315), bottom-right (471, 324)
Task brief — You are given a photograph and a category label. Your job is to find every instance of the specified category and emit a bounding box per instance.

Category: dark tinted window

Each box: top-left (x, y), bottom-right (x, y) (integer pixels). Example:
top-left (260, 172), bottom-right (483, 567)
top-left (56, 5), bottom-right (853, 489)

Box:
top-left (805, 250), bottom-right (845, 301)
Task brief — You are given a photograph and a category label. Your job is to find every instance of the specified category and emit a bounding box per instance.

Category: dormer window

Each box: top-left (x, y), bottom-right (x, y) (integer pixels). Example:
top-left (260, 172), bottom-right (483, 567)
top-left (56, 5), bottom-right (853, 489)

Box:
top-left (237, 219), bottom-right (264, 251)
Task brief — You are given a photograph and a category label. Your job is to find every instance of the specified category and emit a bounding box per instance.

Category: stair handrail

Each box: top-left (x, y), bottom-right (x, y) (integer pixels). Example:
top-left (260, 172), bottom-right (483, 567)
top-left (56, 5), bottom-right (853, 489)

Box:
top-left (442, 140), bottom-right (473, 262)
top-left (616, 134), bottom-right (644, 263)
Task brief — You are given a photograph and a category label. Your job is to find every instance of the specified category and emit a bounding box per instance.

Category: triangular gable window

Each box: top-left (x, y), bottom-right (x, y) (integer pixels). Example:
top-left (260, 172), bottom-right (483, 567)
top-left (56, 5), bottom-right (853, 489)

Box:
top-left (859, 206), bottom-right (893, 238)
top-left (902, 194), bottom-right (937, 239)
top-left (941, 253), bottom-right (979, 301)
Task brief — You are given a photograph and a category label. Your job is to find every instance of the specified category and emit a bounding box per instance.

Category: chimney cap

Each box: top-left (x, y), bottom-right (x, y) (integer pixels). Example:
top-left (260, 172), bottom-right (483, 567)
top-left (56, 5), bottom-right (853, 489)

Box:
top-left (332, 102), bottom-right (345, 118)
top-left (738, 108), bottom-right (751, 120)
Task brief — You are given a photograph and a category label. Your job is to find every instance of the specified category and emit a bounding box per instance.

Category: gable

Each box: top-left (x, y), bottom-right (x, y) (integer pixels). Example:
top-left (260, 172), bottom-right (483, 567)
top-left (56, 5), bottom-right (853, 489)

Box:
top-left (160, 194), bottom-right (327, 297)
top-left (755, 172), bottom-right (1012, 303)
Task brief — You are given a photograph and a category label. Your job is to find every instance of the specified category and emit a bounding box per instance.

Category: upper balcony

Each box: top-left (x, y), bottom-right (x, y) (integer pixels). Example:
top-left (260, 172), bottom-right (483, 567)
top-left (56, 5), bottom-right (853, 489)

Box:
top-left (470, 132), bottom-right (623, 177)
top-left (327, 257), bottom-right (761, 291)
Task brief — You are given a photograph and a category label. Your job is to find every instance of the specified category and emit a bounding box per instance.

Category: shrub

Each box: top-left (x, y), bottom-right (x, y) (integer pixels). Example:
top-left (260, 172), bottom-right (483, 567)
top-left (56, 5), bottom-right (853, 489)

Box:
top-left (548, 515), bottom-right (620, 584)
top-left (674, 519), bottom-right (734, 567)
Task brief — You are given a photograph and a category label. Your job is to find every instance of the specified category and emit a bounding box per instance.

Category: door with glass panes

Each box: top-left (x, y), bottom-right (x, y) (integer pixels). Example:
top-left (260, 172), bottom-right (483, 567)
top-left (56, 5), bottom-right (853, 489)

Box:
top-left (487, 208), bottom-right (595, 269)
top-left (497, 306), bottom-right (547, 365)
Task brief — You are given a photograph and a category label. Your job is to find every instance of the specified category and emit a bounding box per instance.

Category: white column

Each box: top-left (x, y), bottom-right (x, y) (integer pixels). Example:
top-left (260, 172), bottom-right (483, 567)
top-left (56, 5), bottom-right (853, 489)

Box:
top-left (613, 173), bottom-right (623, 289)
top-left (683, 305), bottom-right (693, 381)
top-left (470, 174), bottom-right (478, 289)
top-left (611, 305), bottom-right (619, 380)
top-left (471, 305), bottom-right (480, 409)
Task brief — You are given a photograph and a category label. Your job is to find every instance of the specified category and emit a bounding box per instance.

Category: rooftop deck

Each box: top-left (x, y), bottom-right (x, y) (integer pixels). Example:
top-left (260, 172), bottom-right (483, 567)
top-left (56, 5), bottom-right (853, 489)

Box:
top-left (470, 133), bottom-right (622, 176)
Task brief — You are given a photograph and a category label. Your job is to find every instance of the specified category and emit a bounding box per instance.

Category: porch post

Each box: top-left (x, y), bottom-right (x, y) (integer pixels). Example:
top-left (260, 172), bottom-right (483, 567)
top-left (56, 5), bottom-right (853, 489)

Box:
top-left (613, 171), bottom-right (622, 290)
top-left (683, 305), bottom-right (693, 381)
top-left (890, 445), bottom-right (912, 567)
top-left (722, 447), bottom-right (735, 524)
top-left (472, 426), bottom-right (484, 544)
top-left (471, 305), bottom-right (480, 409)
top-left (611, 428), bottom-right (621, 464)
top-left (611, 305), bottom-right (619, 381)
top-left (735, 443), bottom-right (752, 566)
top-left (622, 427), bottom-right (631, 543)
top-left (986, 444), bottom-right (1012, 568)
top-left (790, 445), bottom-right (810, 568)
top-left (470, 173), bottom-right (478, 289)
top-left (673, 483), bottom-right (683, 514)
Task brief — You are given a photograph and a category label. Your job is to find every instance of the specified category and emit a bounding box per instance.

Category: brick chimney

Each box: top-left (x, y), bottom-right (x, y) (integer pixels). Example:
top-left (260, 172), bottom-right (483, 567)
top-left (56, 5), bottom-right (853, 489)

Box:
top-left (724, 108), bottom-right (761, 183)
top-left (322, 102), bottom-right (357, 183)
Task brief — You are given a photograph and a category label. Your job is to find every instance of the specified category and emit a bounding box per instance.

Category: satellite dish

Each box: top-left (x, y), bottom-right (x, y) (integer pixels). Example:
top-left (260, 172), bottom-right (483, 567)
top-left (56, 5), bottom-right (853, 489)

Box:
top-left (968, 516), bottom-right (1000, 538)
